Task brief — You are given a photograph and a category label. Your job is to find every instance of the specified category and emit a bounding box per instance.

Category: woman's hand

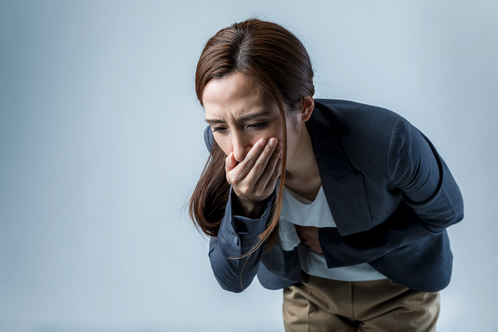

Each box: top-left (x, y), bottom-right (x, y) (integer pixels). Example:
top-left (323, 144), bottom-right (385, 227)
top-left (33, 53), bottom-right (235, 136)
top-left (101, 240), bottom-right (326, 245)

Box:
top-left (225, 137), bottom-right (282, 218)
top-left (295, 225), bottom-right (323, 254)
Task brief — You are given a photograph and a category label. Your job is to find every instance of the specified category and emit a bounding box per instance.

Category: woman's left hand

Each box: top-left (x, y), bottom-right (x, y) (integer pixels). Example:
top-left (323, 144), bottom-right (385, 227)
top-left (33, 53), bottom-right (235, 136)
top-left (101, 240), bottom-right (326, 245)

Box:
top-left (295, 225), bottom-right (323, 254)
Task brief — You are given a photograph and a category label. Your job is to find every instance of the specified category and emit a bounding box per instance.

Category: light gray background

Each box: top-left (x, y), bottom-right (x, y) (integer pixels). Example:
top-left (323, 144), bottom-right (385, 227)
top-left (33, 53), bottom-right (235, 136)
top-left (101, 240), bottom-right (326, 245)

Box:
top-left (1, 1), bottom-right (497, 331)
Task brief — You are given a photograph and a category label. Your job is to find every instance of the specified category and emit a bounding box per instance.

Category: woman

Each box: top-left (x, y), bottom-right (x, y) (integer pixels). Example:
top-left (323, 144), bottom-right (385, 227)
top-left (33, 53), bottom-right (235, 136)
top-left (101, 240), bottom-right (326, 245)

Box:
top-left (189, 19), bottom-right (463, 331)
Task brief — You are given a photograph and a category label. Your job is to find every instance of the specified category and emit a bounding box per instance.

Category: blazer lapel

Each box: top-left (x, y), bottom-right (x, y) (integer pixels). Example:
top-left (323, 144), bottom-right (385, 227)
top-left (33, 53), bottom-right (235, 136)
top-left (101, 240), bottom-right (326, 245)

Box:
top-left (307, 105), bottom-right (372, 236)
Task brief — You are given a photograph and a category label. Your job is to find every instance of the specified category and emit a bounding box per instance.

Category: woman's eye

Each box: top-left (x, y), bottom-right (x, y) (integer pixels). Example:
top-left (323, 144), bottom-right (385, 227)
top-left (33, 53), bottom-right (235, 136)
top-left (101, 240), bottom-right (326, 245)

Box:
top-left (248, 122), bottom-right (267, 130)
top-left (212, 127), bottom-right (227, 133)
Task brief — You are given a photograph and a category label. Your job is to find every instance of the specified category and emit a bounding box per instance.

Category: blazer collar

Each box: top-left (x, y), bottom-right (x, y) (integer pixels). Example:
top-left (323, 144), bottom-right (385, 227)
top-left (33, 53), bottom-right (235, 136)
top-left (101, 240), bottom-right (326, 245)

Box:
top-left (307, 104), bottom-right (372, 236)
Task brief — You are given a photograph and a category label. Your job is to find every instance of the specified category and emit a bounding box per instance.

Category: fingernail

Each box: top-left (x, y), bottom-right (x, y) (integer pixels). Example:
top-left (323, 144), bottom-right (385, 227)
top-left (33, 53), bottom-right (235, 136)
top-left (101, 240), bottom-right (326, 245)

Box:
top-left (277, 142), bottom-right (282, 150)
top-left (269, 138), bottom-right (277, 147)
top-left (259, 137), bottom-right (268, 146)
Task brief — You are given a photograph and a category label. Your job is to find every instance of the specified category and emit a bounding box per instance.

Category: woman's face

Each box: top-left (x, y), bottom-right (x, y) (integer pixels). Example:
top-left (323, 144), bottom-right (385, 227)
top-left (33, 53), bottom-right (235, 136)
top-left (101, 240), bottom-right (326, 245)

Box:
top-left (202, 73), bottom-right (305, 167)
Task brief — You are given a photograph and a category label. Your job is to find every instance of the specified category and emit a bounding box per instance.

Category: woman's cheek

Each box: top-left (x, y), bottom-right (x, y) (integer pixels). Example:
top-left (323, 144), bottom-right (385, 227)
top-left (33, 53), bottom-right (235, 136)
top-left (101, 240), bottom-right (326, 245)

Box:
top-left (215, 138), bottom-right (231, 157)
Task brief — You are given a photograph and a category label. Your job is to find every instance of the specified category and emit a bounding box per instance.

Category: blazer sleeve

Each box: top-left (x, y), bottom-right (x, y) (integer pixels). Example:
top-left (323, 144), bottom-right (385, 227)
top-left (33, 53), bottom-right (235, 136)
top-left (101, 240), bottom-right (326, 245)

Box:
top-left (203, 126), bottom-right (277, 292)
top-left (319, 117), bottom-right (464, 267)
top-left (386, 117), bottom-right (464, 231)
top-left (208, 190), bottom-right (273, 292)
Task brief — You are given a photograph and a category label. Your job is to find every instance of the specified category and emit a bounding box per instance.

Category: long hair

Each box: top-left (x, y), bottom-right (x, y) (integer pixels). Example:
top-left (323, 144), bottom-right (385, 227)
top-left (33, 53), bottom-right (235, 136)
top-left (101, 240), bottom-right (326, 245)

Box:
top-left (189, 19), bottom-right (314, 253)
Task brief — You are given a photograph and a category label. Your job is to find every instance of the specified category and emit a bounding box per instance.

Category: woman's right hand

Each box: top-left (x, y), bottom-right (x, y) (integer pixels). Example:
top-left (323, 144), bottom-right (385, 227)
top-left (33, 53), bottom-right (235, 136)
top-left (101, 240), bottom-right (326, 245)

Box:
top-left (225, 137), bottom-right (282, 218)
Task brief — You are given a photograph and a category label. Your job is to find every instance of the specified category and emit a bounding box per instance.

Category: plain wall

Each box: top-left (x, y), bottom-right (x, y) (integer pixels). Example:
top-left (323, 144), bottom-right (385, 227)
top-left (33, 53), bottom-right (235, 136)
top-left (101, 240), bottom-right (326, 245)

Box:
top-left (1, 1), bottom-right (497, 331)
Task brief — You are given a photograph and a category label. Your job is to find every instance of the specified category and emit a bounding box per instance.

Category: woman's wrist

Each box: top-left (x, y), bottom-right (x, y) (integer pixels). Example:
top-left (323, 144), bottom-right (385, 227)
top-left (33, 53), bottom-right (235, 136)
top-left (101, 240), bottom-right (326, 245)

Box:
top-left (237, 197), bottom-right (265, 219)
top-left (233, 194), bottom-right (269, 219)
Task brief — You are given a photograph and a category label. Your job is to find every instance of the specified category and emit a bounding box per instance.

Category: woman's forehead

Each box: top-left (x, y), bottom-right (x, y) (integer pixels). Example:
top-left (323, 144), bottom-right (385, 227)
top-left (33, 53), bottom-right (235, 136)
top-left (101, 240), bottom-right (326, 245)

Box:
top-left (203, 73), bottom-right (267, 102)
top-left (203, 73), bottom-right (276, 121)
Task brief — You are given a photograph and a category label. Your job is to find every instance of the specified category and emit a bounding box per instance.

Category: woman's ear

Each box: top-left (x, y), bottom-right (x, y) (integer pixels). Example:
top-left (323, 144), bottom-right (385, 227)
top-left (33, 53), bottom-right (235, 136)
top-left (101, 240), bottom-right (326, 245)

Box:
top-left (301, 96), bottom-right (314, 122)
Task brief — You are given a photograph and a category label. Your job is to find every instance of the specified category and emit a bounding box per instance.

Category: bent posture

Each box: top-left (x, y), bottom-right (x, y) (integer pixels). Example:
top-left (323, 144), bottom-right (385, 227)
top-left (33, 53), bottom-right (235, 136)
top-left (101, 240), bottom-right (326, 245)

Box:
top-left (190, 19), bottom-right (464, 332)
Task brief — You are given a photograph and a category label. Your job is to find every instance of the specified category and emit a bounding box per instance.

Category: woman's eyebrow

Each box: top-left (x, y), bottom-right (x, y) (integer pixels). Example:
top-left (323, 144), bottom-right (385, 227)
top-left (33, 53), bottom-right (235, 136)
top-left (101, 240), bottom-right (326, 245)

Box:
top-left (238, 111), bottom-right (270, 121)
top-left (205, 118), bottom-right (225, 125)
top-left (205, 111), bottom-right (270, 125)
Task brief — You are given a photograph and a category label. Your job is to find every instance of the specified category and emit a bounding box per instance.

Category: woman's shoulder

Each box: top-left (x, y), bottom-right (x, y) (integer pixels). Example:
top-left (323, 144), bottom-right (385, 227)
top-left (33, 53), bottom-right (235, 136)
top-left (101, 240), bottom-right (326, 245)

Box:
top-left (312, 99), bottom-right (408, 141)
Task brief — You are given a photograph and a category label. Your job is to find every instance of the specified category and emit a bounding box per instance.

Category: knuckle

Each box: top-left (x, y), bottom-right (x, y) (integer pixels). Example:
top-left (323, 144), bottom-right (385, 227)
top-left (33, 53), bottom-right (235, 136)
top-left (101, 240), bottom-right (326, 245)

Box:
top-left (231, 174), bottom-right (241, 184)
top-left (240, 184), bottom-right (251, 195)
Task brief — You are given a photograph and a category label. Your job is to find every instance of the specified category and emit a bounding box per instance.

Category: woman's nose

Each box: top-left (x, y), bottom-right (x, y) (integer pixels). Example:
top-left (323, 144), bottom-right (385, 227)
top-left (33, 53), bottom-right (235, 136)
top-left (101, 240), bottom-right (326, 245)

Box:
top-left (232, 136), bottom-right (251, 163)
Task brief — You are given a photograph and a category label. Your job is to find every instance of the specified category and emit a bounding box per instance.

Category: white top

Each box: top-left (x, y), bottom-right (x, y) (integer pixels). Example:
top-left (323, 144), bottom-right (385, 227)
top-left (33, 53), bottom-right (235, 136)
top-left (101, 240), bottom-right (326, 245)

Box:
top-left (279, 185), bottom-right (387, 281)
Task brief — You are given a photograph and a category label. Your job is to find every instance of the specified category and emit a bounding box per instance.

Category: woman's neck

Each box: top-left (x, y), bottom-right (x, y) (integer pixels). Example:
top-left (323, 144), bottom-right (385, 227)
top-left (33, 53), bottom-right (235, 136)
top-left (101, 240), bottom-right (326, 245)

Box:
top-left (284, 126), bottom-right (321, 201)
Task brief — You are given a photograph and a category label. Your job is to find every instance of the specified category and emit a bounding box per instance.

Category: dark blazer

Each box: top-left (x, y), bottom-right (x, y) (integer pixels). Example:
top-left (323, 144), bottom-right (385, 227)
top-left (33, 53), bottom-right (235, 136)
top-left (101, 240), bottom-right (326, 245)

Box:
top-left (205, 99), bottom-right (464, 293)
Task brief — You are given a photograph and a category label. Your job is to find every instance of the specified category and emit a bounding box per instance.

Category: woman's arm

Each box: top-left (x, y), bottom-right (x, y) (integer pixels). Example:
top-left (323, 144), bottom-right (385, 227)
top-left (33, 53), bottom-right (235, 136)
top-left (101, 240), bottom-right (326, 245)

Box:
top-left (208, 190), bottom-right (273, 293)
top-left (319, 117), bottom-right (464, 267)
top-left (203, 127), bottom-right (283, 292)
top-left (386, 117), bottom-right (463, 231)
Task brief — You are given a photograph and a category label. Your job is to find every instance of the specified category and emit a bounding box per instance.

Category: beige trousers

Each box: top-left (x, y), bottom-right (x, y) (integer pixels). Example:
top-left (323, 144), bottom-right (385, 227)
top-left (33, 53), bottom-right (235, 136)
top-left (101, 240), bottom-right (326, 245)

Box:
top-left (283, 272), bottom-right (440, 332)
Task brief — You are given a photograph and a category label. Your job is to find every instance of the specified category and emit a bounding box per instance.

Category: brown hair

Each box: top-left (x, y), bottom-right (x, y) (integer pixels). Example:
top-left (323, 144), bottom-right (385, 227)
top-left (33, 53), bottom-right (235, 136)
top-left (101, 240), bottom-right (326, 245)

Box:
top-left (189, 18), bottom-right (314, 253)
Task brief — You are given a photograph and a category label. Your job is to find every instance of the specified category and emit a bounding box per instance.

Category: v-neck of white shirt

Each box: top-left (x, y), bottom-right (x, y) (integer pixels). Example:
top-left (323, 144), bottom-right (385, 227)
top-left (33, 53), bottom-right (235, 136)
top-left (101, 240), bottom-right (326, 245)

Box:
top-left (280, 185), bottom-right (337, 228)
